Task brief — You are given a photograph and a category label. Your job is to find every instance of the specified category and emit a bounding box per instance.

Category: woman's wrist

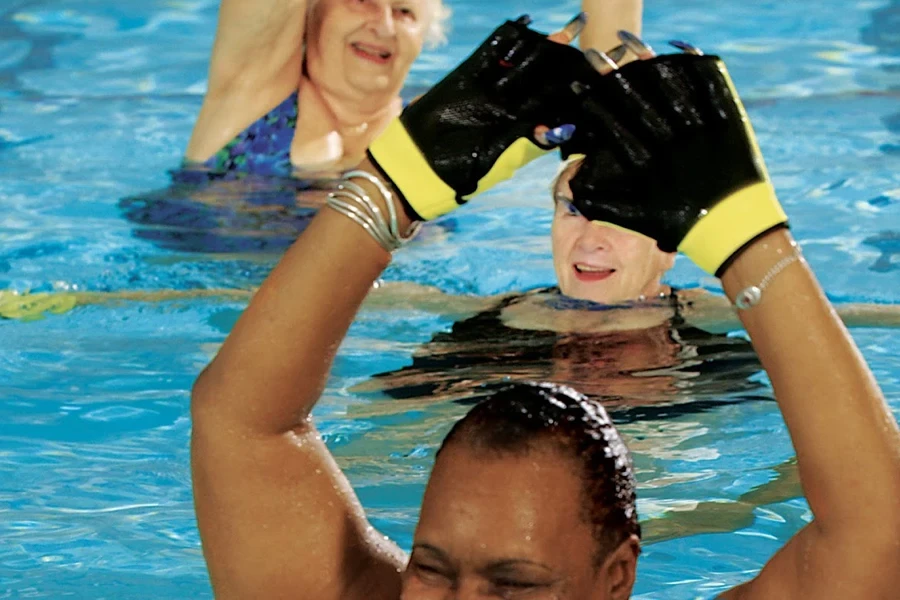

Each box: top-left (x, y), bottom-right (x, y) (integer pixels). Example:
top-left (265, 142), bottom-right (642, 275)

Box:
top-left (324, 159), bottom-right (421, 256)
top-left (719, 226), bottom-right (803, 309)
top-left (355, 158), bottom-right (417, 233)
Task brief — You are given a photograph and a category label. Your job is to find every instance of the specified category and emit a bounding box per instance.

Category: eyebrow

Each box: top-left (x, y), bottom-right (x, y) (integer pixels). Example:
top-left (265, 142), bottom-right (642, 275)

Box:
top-left (554, 194), bottom-right (574, 204)
top-left (482, 559), bottom-right (554, 573)
top-left (411, 543), bottom-right (554, 573)
top-left (411, 542), bottom-right (450, 560)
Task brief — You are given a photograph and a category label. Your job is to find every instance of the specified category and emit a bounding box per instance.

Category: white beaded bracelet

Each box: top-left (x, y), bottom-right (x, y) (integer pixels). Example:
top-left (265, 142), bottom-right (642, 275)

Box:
top-left (734, 248), bottom-right (804, 309)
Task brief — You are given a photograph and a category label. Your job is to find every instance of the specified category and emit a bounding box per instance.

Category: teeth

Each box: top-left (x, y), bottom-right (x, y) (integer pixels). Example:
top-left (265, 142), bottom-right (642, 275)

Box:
top-left (575, 265), bottom-right (612, 273)
top-left (352, 43), bottom-right (391, 60)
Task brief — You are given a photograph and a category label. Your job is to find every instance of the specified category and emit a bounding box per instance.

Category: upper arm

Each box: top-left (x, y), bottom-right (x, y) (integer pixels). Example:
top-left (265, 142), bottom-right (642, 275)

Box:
top-left (191, 393), bottom-right (405, 600)
top-left (205, 0), bottom-right (309, 92)
top-left (722, 521), bottom-right (900, 600)
top-left (364, 281), bottom-right (501, 318)
top-left (579, 0), bottom-right (643, 53)
top-left (834, 303), bottom-right (900, 328)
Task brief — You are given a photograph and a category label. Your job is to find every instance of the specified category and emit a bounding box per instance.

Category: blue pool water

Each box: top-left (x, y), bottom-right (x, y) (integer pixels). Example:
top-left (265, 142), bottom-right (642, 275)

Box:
top-left (2, 0), bottom-right (900, 598)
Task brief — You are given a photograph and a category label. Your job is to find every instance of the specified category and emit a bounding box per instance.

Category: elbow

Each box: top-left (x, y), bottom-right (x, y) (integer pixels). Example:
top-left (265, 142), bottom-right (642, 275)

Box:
top-left (190, 363), bottom-right (221, 427)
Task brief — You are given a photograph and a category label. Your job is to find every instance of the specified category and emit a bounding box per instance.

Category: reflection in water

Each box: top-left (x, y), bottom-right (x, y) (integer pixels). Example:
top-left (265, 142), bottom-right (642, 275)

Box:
top-left (117, 171), bottom-right (322, 254)
top-left (117, 167), bottom-right (452, 255)
top-left (356, 289), bottom-right (768, 423)
top-left (864, 230), bottom-right (900, 272)
top-left (860, 1), bottom-right (900, 272)
top-left (861, 0), bottom-right (900, 156)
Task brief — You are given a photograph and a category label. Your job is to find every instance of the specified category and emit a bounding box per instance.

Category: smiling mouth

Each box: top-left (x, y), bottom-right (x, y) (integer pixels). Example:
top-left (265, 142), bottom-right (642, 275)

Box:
top-left (573, 264), bottom-right (615, 281)
top-left (350, 42), bottom-right (392, 63)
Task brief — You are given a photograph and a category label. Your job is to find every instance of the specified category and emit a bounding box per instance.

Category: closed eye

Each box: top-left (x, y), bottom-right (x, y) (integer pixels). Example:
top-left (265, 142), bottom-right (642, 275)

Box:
top-left (490, 578), bottom-right (550, 597)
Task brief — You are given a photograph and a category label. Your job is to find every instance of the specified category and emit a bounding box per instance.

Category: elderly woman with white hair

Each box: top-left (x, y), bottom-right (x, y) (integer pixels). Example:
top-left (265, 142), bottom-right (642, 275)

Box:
top-left (180, 0), bottom-right (640, 177)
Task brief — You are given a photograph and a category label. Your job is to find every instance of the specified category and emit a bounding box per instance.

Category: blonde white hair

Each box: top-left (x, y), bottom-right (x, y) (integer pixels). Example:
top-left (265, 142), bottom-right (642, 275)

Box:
top-left (550, 154), bottom-right (585, 200)
top-left (426, 1), bottom-right (451, 47)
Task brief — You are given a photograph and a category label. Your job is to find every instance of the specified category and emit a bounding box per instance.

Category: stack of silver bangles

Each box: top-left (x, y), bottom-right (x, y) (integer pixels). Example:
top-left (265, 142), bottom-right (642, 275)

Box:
top-left (326, 170), bottom-right (422, 252)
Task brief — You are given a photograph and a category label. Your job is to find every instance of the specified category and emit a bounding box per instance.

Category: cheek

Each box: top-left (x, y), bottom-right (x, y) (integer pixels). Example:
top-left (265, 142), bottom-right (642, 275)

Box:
top-left (399, 30), bottom-right (426, 60)
top-left (550, 223), bottom-right (571, 263)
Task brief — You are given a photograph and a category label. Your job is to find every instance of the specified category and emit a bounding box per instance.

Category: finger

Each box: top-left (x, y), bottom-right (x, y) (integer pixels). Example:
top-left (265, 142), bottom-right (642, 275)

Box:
top-left (585, 48), bottom-right (619, 75)
top-left (547, 12), bottom-right (587, 44)
top-left (668, 39), bottom-right (704, 55)
top-left (534, 123), bottom-right (576, 147)
top-left (617, 30), bottom-right (656, 59)
top-left (606, 44), bottom-right (627, 63)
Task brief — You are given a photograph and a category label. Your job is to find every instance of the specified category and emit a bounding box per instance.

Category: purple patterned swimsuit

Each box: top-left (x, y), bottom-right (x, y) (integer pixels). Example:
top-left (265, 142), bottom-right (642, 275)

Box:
top-left (119, 92), bottom-right (317, 254)
top-left (179, 91), bottom-right (300, 180)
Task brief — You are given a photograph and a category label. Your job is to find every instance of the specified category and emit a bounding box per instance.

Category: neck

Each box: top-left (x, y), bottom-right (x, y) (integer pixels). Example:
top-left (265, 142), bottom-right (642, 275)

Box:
top-left (313, 81), bottom-right (402, 133)
top-left (636, 282), bottom-right (671, 302)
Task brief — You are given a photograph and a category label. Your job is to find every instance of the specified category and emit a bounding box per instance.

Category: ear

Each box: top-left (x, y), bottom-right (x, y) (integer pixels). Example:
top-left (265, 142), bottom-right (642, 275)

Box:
top-left (594, 535), bottom-right (640, 600)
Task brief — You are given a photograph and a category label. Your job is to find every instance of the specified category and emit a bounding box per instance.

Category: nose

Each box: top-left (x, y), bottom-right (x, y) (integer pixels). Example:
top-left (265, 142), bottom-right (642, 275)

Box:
top-left (367, 1), bottom-right (396, 37)
top-left (576, 220), bottom-right (614, 252)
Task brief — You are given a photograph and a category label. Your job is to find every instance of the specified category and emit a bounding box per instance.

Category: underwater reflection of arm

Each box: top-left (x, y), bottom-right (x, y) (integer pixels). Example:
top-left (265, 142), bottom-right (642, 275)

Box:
top-left (680, 288), bottom-right (900, 333)
top-left (364, 282), bottom-right (503, 319)
top-left (0, 284), bottom-right (498, 322)
top-left (641, 458), bottom-right (800, 545)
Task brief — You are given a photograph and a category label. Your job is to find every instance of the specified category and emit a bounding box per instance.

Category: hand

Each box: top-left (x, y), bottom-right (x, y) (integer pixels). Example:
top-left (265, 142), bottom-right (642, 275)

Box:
top-left (368, 14), bottom-right (599, 221)
top-left (562, 36), bottom-right (788, 276)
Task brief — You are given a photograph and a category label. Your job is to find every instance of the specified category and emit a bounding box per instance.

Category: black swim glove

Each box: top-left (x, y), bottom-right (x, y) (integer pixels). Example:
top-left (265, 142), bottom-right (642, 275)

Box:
top-left (368, 17), bottom-right (597, 221)
top-left (563, 53), bottom-right (788, 276)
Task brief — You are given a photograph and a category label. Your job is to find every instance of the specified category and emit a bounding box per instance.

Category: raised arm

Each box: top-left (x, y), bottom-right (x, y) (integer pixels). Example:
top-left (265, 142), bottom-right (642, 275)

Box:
top-left (191, 162), bottom-right (409, 600)
top-left (719, 228), bottom-right (900, 599)
top-left (190, 18), bottom-right (596, 600)
top-left (564, 45), bottom-right (900, 598)
top-left (680, 288), bottom-right (900, 333)
top-left (186, 0), bottom-right (309, 161)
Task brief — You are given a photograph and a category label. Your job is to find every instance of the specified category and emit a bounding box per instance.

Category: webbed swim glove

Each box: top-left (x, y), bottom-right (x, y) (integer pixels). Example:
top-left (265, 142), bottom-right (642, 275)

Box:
top-left (368, 17), bottom-right (598, 221)
top-left (563, 54), bottom-right (788, 276)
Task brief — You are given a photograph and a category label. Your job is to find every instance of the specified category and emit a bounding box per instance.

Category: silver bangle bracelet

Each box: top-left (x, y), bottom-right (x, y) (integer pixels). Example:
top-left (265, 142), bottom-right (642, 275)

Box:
top-left (734, 247), bottom-right (805, 310)
top-left (326, 170), bottom-right (421, 253)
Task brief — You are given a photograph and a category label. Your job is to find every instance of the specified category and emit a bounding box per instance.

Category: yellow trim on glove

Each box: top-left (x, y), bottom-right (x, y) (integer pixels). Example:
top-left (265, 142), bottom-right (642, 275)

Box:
top-left (368, 119), bottom-right (458, 221)
top-left (369, 119), bottom-right (550, 221)
top-left (678, 182), bottom-right (788, 275)
top-left (716, 60), bottom-right (772, 184)
top-left (469, 138), bottom-right (548, 197)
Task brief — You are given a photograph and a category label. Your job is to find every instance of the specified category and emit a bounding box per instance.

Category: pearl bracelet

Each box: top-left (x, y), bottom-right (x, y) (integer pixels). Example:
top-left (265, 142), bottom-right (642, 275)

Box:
top-left (734, 247), bottom-right (804, 309)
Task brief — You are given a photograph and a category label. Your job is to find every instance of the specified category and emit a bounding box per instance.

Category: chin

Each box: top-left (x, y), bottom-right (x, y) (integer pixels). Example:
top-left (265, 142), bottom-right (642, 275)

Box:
top-left (347, 72), bottom-right (395, 94)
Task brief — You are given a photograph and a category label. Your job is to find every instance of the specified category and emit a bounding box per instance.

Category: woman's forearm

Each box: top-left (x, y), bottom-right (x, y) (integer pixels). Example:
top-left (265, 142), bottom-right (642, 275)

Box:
top-left (721, 228), bottom-right (900, 533)
top-left (193, 161), bottom-right (403, 435)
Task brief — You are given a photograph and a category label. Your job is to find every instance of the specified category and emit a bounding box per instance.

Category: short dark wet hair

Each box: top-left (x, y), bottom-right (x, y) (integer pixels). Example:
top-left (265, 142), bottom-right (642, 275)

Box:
top-left (439, 381), bottom-right (640, 563)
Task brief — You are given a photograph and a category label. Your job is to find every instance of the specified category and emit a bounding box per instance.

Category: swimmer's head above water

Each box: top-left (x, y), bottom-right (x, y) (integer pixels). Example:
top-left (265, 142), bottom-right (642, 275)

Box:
top-left (407, 381), bottom-right (641, 598)
top-left (551, 157), bottom-right (677, 306)
top-left (305, 0), bottom-right (451, 98)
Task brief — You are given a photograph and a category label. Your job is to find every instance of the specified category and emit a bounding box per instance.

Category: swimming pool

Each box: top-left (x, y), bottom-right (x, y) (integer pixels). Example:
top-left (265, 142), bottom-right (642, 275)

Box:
top-left (2, 0), bottom-right (899, 597)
